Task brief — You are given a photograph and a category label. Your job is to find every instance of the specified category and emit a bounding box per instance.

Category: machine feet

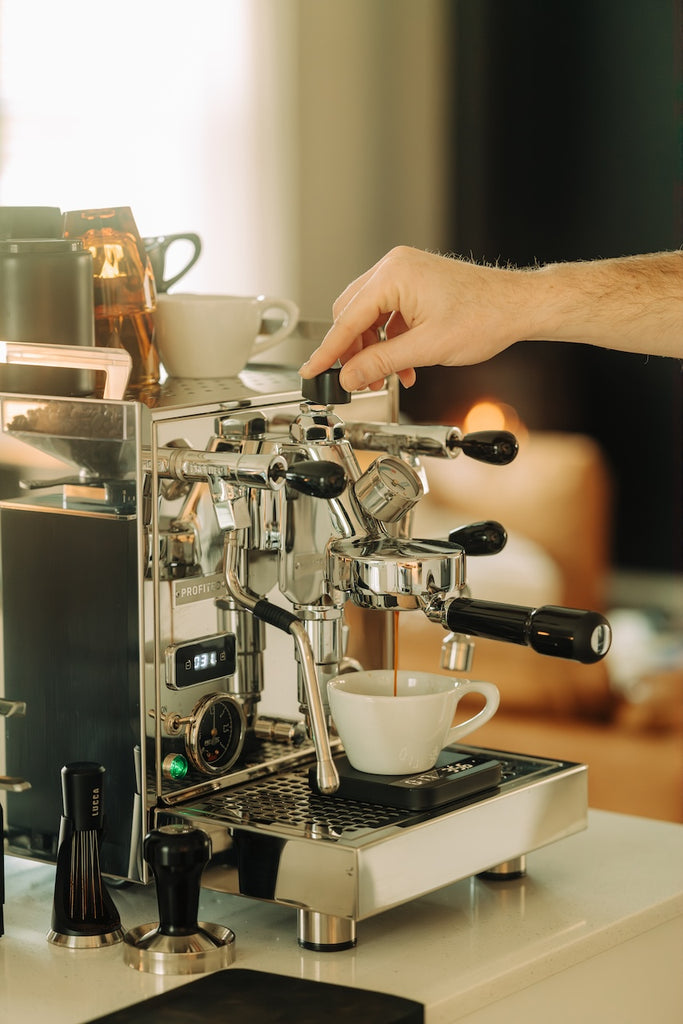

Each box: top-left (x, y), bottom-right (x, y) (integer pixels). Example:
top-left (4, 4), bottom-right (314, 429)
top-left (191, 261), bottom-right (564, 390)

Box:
top-left (297, 910), bottom-right (357, 951)
top-left (477, 854), bottom-right (527, 881)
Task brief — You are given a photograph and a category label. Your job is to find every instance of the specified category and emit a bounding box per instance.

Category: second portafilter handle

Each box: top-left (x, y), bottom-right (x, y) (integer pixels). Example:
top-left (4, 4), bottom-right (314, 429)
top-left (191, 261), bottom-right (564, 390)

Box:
top-left (444, 598), bottom-right (612, 664)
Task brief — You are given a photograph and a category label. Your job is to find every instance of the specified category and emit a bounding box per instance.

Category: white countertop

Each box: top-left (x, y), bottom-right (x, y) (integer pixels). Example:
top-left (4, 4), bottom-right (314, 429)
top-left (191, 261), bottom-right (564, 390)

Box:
top-left (2, 809), bottom-right (682, 1024)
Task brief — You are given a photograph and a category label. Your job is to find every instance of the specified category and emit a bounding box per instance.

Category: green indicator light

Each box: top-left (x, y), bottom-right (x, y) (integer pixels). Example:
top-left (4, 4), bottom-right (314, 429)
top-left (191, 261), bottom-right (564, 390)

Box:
top-left (165, 754), bottom-right (189, 780)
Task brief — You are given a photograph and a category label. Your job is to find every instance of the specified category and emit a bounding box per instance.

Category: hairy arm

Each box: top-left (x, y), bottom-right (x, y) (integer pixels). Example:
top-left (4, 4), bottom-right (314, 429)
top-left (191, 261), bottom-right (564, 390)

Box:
top-left (300, 247), bottom-right (682, 392)
top-left (525, 251), bottom-right (683, 355)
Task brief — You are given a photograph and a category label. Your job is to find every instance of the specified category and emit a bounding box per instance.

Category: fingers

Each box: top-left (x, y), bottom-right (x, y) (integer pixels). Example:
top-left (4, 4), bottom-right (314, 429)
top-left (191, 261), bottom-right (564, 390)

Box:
top-left (300, 255), bottom-right (404, 380)
top-left (299, 246), bottom-right (426, 391)
top-left (300, 310), bottom-right (389, 382)
top-left (336, 321), bottom-right (430, 392)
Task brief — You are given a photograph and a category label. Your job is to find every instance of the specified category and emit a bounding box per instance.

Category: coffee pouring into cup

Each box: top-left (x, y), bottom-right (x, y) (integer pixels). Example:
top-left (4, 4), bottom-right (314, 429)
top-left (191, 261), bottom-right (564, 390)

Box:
top-left (327, 670), bottom-right (500, 776)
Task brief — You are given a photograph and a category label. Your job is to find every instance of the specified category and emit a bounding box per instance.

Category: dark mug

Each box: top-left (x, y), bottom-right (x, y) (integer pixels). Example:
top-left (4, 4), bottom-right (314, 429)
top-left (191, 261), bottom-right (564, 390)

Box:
top-left (142, 233), bottom-right (201, 293)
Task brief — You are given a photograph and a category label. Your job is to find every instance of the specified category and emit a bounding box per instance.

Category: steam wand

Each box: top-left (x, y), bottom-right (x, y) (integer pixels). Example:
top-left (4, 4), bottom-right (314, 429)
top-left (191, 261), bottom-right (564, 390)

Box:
top-left (223, 531), bottom-right (340, 795)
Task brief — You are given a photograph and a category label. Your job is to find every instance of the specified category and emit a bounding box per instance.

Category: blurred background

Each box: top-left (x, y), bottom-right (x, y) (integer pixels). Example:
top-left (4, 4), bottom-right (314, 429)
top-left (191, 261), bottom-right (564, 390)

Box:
top-left (1, 0), bottom-right (681, 815)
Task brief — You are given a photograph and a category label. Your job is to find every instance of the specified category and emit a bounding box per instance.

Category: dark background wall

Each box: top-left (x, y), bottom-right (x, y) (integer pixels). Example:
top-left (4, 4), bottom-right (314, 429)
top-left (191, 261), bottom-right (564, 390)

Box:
top-left (402, 0), bottom-right (681, 573)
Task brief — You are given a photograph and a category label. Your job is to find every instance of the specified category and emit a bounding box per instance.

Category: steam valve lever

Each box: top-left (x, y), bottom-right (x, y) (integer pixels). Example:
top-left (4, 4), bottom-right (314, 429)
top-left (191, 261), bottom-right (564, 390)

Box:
top-left (450, 430), bottom-right (519, 465)
top-left (273, 458), bottom-right (347, 499)
top-left (448, 521), bottom-right (508, 556)
top-left (123, 825), bottom-right (235, 974)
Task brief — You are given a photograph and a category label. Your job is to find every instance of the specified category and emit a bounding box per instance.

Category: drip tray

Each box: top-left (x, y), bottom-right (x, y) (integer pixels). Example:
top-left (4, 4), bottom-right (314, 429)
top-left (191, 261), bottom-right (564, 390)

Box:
top-left (157, 744), bottom-right (588, 925)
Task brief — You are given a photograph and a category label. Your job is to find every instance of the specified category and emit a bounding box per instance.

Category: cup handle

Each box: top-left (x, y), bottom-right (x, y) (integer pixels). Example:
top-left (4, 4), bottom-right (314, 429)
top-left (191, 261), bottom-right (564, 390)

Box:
top-left (143, 233), bottom-right (202, 293)
top-left (253, 296), bottom-right (300, 356)
top-left (445, 680), bottom-right (500, 744)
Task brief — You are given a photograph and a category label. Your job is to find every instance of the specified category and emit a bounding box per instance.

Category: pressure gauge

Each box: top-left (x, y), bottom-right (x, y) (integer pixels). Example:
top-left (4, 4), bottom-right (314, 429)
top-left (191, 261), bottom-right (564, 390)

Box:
top-left (354, 454), bottom-right (424, 523)
top-left (185, 693), bottom-right (246, 775)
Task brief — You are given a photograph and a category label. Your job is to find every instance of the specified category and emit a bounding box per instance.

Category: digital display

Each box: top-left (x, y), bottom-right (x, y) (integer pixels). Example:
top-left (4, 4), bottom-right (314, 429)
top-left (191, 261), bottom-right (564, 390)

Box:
top-left (194, 651), bottom-right (217, 671)
top-left (167, 633), bottom-right (236, 689)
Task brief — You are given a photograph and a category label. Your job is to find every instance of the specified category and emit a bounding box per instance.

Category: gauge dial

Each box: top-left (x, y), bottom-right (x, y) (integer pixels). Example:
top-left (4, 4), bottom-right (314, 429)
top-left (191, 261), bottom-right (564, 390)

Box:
top-left (186, 693), bottom-right (246, 775)
top-left (354, 454), bottom-right (423, 523)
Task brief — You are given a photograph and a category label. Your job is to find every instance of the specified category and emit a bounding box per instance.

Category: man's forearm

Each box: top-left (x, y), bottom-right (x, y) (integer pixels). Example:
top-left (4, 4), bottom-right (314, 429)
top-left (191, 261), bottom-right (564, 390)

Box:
top-left (524, 252), bottom-right (683, 357)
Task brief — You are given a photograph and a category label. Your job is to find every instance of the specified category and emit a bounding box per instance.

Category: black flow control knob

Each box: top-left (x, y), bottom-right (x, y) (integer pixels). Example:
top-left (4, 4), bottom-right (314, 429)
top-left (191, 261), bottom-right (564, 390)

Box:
top-left (301, 367), bottom-right (352, 406)
top-left (144, 826), bottom-right (211, 937)
top-left (445, 598), bottom-right (612, 664)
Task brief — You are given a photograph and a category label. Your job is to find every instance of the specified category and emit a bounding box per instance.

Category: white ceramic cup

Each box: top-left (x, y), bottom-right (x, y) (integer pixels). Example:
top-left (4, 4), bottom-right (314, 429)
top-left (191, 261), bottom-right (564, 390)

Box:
top-left (327, 669), bottom-right (500, 775)
top-left (155, 292), bottom-right (299, 378)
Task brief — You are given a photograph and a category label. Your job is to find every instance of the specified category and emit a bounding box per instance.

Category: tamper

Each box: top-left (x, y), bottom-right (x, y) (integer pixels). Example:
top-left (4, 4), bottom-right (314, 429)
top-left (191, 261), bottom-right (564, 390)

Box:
top-left (123, 824), bottom-right (235, 975)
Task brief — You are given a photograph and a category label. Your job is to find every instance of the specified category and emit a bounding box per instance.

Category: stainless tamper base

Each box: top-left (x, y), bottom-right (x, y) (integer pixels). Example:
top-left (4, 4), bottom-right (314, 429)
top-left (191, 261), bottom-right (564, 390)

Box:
top-left (123, 922), bottom-right (236, 975)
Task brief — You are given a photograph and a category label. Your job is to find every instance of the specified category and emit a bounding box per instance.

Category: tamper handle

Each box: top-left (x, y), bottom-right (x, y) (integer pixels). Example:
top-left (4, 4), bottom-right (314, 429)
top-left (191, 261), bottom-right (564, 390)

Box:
top-left (445, 598), bottom-right (612, 663)
top-left (144, 826), bottom-right (211, 937)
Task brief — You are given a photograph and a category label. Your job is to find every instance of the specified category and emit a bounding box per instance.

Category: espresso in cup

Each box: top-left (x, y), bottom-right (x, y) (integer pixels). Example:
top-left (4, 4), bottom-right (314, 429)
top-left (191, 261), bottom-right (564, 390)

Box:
top-left (327, 670), bottom-right (500, 776)
top-left (155, 292), bottom-right (299, 378)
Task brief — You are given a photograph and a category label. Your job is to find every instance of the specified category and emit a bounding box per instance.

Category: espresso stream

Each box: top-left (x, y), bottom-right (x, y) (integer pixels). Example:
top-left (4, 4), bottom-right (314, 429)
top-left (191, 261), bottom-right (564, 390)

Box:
top-left (393, 609), bottom-right (400, 696)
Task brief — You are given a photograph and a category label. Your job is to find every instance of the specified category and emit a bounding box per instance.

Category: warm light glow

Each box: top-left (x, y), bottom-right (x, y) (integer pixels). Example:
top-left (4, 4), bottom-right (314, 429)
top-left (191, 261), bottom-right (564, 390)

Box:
top-left (463, 401), bottom-right (506, 433)
top-left (463, 399), bottom-right (528, 443)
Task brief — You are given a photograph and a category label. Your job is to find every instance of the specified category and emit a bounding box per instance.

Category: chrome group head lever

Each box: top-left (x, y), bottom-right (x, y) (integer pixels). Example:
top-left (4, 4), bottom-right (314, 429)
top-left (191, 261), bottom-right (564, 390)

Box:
top-left (296, 370), bottom-right (612, 666)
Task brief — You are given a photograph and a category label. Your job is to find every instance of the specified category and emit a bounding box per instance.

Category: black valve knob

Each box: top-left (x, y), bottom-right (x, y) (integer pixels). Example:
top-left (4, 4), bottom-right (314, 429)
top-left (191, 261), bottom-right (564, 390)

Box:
top-left (451, 430), bottom-right (518, 465)
top-left (301, 367), bottom-right (352, 406)
top-left (144, 826), bottom-right (211, 937)
top-left (445, 598), bottom-right (612, 663)
top-left (448, 521), bottom-right (507, 556)
top-left (273, 458), bottom-right (347, 499)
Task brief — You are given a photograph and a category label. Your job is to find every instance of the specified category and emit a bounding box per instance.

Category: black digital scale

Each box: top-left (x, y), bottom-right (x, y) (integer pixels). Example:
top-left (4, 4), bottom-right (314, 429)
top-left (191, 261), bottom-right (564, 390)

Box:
top-left (309, 750), bottom-right (502, 810)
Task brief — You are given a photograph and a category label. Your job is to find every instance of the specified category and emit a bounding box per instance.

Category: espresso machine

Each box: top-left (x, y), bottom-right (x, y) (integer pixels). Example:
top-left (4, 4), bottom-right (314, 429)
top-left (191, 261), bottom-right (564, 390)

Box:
top-left (0, 339), bottom-right (611, 950)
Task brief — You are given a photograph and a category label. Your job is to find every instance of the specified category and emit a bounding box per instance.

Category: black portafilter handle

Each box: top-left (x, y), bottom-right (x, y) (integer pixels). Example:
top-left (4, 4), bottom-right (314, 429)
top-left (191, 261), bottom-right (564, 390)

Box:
top-left (451, 430), bottom-right (519, 465)
top-left (61, 761), bottom-right (105, 830)
top-left (144, 826), bottom-right (211, 937)
top-left (273, 458), bottom-right (347, 499)
top-left (449, 521), bottom-right (508, 556)
top-left (445, 598), bottom-right (612, 664)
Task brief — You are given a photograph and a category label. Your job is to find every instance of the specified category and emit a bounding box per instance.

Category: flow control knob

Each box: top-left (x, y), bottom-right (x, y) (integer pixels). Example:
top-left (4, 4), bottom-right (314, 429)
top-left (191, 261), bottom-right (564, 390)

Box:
top-left (301, 367), bottom-right (352, 406)
top-left (444, 598), bottom-right (612, 664)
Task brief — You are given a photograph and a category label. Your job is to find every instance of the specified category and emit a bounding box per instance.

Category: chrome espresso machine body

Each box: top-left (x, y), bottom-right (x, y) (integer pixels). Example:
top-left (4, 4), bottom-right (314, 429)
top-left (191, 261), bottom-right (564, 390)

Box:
top-left (0, 346), bottom-right (611, 950)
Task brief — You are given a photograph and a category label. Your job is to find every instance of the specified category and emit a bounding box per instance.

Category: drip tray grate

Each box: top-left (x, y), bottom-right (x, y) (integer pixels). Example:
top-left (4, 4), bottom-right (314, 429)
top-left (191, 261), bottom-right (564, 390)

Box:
top-left (193, 769), bottom-right (408, 837)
